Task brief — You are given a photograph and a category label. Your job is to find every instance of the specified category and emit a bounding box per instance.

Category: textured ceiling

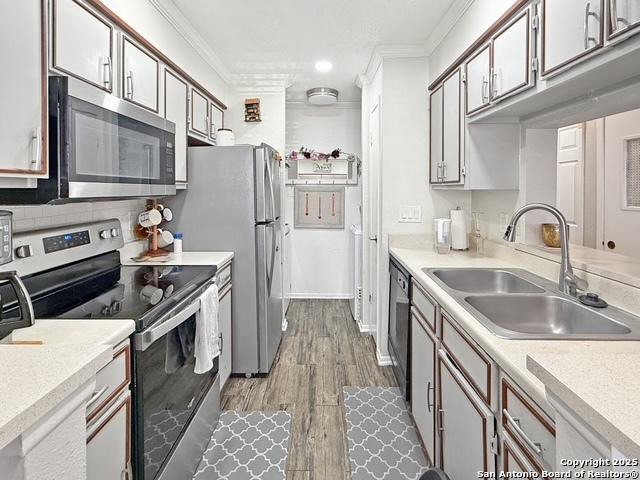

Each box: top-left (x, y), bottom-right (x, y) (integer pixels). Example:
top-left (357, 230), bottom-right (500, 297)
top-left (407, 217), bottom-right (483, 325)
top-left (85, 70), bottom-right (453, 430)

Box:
top-left (170, 0), bottom-right (455, 102)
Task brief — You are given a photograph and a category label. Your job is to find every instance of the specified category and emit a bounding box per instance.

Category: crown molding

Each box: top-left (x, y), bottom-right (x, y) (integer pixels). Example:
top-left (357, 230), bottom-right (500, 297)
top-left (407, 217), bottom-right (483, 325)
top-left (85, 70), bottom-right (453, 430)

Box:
top-left (230, 73), bottom-right (293, 90)
top-left (148, 0), bottom-right (233, 83)
top-left (360, 44), bottom-right (429, 85)
top-left (424, 0), bottom-right (476, 55)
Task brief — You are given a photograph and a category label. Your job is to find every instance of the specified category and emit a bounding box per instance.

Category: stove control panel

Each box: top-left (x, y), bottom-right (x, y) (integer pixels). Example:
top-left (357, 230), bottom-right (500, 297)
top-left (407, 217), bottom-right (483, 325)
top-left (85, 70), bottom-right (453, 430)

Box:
top-left (43, 230), bottom-right (91, 253)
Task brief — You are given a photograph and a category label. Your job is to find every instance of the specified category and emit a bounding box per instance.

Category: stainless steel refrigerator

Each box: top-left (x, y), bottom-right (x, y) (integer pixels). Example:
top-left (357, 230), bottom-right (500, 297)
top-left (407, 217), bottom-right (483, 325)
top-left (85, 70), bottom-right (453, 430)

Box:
top-left (170, 144), bottom-right (283, 376)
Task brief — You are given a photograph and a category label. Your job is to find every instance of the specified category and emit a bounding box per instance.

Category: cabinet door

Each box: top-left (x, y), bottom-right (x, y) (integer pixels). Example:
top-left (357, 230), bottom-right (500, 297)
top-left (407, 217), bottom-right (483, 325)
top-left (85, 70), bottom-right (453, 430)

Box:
top-left (123, 38), bottom-right (159, 112)
top-left (209, 104), bottom-right (224, 142)
top-left (429, 86), bottom-right (444, 184)
top-left (219, 284), bottom-right (232, 389)
top-left (442, 70), bottom-right (462, 183)
top-left (189, 88), bottom-right (209, 137)
top-left (542, 0), bottom-right (604, 76)
top-left (439, 351), bottom-right (495, 479)
top-left (465, 44), bottom-right (491, 115)
top-left (492, 8), bottom-right (534, 101)
top-left (411, 309), bottom-right (437, 466)
top-left (52, 0), bottom-right (113, 91)
top-left (87, 390), bottom-right (132, 480)
top-left (164, 70), bottom-right (188, 183)
top-left (502, 432), bottom-right (539, 475)
top-left (608, 0), bottom-right (640, 41)
top-left (0, 0), bottom-right (47, 177)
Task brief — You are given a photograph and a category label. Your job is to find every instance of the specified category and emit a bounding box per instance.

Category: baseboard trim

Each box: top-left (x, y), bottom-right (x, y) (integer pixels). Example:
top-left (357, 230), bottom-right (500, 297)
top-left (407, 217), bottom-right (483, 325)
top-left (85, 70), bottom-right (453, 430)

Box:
top-left (376, 349), bottom-right (393, 366)
top-left (289, 293), bottom-right (354, 300)
top-left (357, 322), bottom-right (376, 334)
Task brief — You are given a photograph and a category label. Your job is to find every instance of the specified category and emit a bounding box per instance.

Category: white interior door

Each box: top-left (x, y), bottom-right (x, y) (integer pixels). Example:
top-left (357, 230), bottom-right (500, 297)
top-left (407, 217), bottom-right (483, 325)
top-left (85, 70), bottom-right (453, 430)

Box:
top-left (556, 124), bottom-right (585, 245)
top-left (368, 100), bottom-right (381, 334)
top-left (603, 110), bottom-right (640, 256)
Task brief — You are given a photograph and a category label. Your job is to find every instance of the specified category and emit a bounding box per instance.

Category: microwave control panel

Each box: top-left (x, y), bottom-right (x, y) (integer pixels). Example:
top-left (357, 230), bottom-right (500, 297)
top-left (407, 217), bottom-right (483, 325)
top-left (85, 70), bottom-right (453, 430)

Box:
top-left (43, 230), bottom-right (90, 254)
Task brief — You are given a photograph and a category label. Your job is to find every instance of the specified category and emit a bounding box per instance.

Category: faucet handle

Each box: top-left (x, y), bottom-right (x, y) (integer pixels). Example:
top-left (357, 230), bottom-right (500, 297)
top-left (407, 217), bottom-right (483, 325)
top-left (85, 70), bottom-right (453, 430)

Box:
top-left (565, 272), bottom-right (588, 295)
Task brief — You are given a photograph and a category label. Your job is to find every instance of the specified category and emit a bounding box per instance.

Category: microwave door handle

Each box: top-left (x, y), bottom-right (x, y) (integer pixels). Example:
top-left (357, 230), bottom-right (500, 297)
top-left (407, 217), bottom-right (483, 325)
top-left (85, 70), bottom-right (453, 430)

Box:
top-left (0, 272), bottom-right (35, 328)
top-left (135, 298), bottom-right (202, 351)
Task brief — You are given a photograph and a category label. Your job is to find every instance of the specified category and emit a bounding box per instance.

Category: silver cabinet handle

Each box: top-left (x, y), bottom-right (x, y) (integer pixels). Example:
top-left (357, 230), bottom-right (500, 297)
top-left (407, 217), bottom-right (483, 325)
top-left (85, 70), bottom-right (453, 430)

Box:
top-left (491, 69), bottom-right (499, 99)
top-left (503, 409), bottom-right (543, 456)
top-left (426, 382), bottom-right (434, 413)
top-left (584, 1), bottom-right (598, 49)
top-left (441, 163), bottom-right (447, 181)
top-left (218, 332), bottom-right (223, 353)
top-left (87, 385), bottom-right (109, 410)
top-left (102, 57), bottom-right (112, 89)
top-left (438, 408), bottom-right (445, 432)
top-left (481, 76), bottom-right (489, 103)
top-left (610, 0), bottom-right (629, 29)
top-left (126, 70), bottom-right (134, 99)
top-left (30, 128), bottom-right (41, 171)
top-left (121, 461), bottom-right (133, 480)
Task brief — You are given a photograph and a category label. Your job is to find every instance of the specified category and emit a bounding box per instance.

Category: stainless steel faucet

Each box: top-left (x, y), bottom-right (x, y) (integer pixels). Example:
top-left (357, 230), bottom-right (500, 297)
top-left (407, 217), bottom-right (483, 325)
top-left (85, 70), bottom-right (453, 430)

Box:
top-left (503, 203), bottom-right (587, 296)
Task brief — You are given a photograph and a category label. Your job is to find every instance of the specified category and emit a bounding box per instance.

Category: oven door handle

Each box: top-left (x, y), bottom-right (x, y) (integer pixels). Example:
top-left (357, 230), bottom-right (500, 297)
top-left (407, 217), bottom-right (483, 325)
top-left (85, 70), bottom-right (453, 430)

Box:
top-left (135, 299), bottom-right (201, 351)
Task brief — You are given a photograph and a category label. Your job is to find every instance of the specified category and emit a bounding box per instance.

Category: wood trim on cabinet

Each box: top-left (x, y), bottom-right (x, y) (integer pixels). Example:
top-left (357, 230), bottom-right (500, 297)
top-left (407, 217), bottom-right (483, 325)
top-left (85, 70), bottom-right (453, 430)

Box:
top-left (410, 281), bottom-right (437, 333)
top-left (503, 437), bottom-right (538, 473)
top-left (0, 0), bottom-right (49, 176)
top-left (51, 0), bottom-right (115, 94)
top-left (440, 311), bottom-right (492, 406)
top-left (501, 377), bottom-right (555, 470)
top-left (82, 0), bottom-right (227, 110)
top-left (428, 0), bottom-right (531, 91)
top-left (121, 36), bottom-right (160, 113)
top-left (438, 355), bottom-right (489, 473)
top-left (464, 43), bottom-right (492, 116)
top-left (86, 343), bottom-right (132, 423)
top-left (86, 393), bottom-right (132, 468)
top-left (490, 8), bottom-right (533, 101)
top-left (540, 0), bottom-right (606, 78)
top-left (190, 88), bottom-right (209, 136)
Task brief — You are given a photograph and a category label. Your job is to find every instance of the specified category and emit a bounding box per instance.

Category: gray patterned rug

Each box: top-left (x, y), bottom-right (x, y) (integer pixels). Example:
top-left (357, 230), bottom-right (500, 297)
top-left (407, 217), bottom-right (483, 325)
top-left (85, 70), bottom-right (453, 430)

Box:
top-left (193, 411), bottom-right (291, 480)
top-left (343, 387), bottom-right (429, 480)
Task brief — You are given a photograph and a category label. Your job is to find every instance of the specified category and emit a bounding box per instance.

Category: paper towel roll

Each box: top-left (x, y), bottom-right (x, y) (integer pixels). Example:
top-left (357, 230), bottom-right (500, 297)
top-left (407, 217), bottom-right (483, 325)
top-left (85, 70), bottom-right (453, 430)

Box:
top-left (450, 208), bottom-right (469, 251)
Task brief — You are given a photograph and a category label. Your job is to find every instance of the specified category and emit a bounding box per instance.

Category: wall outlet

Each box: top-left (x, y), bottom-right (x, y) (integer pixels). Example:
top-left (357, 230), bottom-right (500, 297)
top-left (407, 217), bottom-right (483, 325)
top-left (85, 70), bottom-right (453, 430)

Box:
top-left (399, 206), bottom-right (422, 223)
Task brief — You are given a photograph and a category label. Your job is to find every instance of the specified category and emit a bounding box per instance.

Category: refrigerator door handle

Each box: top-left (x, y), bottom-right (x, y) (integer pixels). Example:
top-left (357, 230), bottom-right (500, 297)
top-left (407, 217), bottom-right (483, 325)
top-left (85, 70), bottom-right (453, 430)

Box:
top-left (265, 222), bottom-right (276, 295)
top-left (265, 150), bottom-right (277, 222)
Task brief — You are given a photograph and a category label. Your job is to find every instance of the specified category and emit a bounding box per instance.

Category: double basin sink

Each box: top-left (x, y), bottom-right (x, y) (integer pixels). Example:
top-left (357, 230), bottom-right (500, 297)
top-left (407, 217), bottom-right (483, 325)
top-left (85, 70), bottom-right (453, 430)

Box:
top-left (423, 268), bottom-right (640, 340)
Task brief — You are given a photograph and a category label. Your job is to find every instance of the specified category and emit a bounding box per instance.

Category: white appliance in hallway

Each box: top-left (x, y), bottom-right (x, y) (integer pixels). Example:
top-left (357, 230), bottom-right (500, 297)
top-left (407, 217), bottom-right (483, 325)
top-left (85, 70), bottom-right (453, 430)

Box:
top-left (171, 144), bottom-right (283, 376)
top-left (349, 224), bottom-right (362, 323)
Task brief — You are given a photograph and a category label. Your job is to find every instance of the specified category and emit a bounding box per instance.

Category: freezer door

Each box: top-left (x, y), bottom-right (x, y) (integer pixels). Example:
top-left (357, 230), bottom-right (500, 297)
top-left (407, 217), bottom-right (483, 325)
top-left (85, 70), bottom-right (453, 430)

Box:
top-left (255, 221), bottom-right (283, 373)
top-left (255, 144), bottom-right (280, 223)
top-left (263, 144), bottom-right (281, 220)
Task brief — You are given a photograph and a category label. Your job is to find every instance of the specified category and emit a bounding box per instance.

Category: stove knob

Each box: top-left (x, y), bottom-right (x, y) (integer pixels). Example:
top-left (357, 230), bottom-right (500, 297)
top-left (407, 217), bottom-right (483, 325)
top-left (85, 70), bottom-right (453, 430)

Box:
top-left (15, 244), bottom-right (33, 259)
top-left (99, 230), bottom-right (111, 239)
top-left (110, 228), bottom-right (120, 237)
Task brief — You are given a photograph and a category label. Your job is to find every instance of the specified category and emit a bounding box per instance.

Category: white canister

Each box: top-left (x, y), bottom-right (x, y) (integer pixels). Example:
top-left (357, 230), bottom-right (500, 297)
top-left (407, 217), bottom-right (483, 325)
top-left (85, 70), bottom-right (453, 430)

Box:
top-left (216, 129), bottom-right (235, 146)
top-left (434, 218), bottom-right (452, 254)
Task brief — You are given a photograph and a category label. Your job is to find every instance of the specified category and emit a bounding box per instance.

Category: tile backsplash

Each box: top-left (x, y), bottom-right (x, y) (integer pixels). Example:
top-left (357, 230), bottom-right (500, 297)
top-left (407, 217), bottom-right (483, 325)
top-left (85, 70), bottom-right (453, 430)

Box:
top-left (0, 199), bottom-right (146, 243)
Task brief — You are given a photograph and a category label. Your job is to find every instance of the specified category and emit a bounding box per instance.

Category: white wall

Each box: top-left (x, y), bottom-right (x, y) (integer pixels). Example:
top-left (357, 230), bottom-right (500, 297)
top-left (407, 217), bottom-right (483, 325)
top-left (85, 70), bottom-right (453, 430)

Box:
top-left (225, 87), bottom-right (287, 155)
top-left (284, 103), bottom-right (362, 298)
top-left (101, 0), bottom-right (229, 104)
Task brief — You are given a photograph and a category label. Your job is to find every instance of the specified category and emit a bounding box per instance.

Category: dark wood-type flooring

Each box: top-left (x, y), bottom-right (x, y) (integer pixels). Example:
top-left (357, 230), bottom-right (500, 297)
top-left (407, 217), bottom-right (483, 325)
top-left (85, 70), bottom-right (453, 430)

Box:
top-left (220, 299), bottom-right (397, 480)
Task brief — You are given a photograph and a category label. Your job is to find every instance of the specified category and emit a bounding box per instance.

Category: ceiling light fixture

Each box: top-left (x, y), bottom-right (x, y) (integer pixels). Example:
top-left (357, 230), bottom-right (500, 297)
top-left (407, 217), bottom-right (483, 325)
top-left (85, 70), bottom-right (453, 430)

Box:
top-left (314, 60), bottom-right (333, 72)
top-left (307, 88), bottom-right (339, 105)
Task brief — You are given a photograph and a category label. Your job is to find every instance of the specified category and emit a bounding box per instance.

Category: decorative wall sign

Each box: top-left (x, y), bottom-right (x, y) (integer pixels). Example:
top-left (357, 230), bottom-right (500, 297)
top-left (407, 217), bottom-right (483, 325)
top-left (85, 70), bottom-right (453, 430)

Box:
top-left (294, 186), bottom-right (345, 229)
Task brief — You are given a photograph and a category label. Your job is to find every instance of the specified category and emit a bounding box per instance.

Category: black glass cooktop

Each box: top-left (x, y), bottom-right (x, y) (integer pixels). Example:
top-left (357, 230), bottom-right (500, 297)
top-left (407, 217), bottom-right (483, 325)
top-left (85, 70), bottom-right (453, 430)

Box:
top-left (0, 252), bottom-right (216, 332)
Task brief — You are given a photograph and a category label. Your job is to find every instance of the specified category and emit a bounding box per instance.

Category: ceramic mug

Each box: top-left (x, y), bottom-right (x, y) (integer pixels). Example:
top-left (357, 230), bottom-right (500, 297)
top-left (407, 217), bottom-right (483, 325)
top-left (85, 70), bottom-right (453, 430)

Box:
top-left (157, 229), bottom-right (174, 248)
top-left (138, 209), bottom-right (162, 228)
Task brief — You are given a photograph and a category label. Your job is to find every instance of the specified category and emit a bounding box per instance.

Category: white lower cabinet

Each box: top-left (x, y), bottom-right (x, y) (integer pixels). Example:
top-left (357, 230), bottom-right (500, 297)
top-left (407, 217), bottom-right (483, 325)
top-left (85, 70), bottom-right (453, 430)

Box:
top-left (219, 282), bottom-right (232, 389)
top-left (86, 390), bottom-right (132, 480)
top-left (438, 350), bottom-right (496, 479)
top-left (502, 431), bottom-right (539, 473)
top-left (410, 308), bottom-right (437, 465)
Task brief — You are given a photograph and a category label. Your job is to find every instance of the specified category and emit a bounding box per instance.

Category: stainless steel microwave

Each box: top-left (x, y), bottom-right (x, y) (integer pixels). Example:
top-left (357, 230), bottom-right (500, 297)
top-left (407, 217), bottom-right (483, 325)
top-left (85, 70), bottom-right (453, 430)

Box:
top-left (4, 76), bottom-right (176, 204)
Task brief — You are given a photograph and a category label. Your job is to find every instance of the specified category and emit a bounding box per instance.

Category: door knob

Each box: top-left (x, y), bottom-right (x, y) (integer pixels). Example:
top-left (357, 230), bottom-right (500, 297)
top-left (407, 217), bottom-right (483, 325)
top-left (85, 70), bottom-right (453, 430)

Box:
top-left (369, 235), bottom-right (378, 242)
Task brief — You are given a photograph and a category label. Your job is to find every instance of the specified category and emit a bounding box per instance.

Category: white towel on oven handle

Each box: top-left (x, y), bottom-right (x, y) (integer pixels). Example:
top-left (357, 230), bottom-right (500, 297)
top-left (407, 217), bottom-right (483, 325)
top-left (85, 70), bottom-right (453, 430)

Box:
top-left (194, 283), bottom-right (220, 374)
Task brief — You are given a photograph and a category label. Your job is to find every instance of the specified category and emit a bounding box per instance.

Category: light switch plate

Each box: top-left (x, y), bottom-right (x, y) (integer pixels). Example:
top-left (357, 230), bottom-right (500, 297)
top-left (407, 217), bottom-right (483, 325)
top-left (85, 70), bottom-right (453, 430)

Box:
top-left (399, 206), bottom-right (422, 223)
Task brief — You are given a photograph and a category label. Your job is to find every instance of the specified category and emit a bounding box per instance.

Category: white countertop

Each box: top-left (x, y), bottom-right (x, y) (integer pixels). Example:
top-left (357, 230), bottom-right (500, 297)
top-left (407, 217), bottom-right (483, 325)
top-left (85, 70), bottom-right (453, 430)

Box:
top-left (528, 353), bottom-right (640, 459)
top-left (0, 320), bottom-right (135, 451)
top-left (389, 245), bottom-right (640, 424)
top-left (120, 249), bottom-right (234, 268)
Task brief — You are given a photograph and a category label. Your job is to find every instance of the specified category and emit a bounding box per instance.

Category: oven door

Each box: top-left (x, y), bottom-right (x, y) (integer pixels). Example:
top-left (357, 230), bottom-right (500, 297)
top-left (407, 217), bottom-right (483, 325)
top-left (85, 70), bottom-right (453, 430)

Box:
top-left (133, 298), bottom-right (218, 480)
top-left (61, 78), bottom-right (176, 199)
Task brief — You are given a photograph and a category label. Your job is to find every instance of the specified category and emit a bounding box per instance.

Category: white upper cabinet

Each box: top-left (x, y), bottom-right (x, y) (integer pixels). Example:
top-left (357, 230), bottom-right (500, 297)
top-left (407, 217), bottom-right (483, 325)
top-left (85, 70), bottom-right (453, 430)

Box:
top-left (189, 87), bottom-right (209, 138)
top-left (607, 0), bottom-right (640, 41)
top-left (209, 104), bottom-right (224, 142)
top-left (465, 44), bottom-right (491, 115)
top-left (491, 7), bottom-right (535, 100)
top-left (0, 0), bottom-right (47, 177)
top-left (442, 70), bottom-right (462, 183)
top-left (122, 38), bottom-right (159, 112)
top-left (164, 69), bottom-right (188, 183)
top-left (429, 85), bottom-right (444, 184)
top-left (52, 0), bottom-right (113, 91)
top-left (542, 0), bottom-right (604, 76)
